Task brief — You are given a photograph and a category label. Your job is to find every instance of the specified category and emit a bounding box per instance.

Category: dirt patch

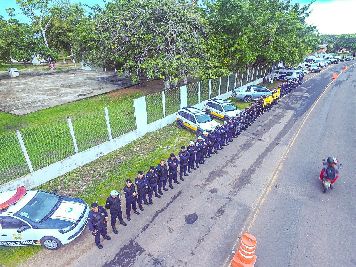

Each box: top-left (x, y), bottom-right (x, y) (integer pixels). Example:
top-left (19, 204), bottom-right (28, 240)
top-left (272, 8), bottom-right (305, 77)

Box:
top-left (0, 69), bottom-right (130, 115)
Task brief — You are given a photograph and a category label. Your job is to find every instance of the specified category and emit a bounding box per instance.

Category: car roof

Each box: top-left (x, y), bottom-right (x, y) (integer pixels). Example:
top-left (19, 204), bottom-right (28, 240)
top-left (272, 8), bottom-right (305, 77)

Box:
top-left (208, 98), bottom-right (232, 105)
top-left (0, 190), bottom-right (37, 215)
top-left (181, 107), bottom-right (205, 115)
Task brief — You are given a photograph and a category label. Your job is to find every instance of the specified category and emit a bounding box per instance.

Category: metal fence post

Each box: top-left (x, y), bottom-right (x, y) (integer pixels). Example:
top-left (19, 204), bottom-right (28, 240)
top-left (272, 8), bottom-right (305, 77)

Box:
top-left (134, 96), bottom-right (148, 135)
top-left (198, 81), bottom-right (201, 103)
top-left (67, 117), bottom-right (79, 153)
top-left (104, 107), bottom-right (113, 141)
top-left (16, 130), bottom-right (34, 173)
top-left (218, 77), bottom-right (221, 96)
top-left (180, 85), bottom-right (188, 109)
top-left (162, 91), bottom-right (166, 117)
top-left (208, 79), bottom-right (212, 99)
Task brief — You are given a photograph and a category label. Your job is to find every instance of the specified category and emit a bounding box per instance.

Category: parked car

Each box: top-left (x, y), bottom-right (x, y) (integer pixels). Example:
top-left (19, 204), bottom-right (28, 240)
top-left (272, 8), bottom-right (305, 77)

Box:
top-left (309, 64), bottom-right (321, 73)
top-left (344, 56), bottom-right (353, 61)
top-left (176, 107), bottom-right (220, 133)
top-left (205, 99), bottom-right (241, 120)
top-left (0, 186), bottom-right (89, 250)
top-left (232, 85), bottom-right (272, 102)
top-left (329, 58), bottom-right (339, 64)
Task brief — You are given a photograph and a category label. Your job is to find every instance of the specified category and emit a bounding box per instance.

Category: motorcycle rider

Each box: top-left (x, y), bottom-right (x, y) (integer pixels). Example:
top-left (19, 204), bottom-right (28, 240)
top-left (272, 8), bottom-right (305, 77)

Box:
top-left (320, 156), bottom-right (340, 192)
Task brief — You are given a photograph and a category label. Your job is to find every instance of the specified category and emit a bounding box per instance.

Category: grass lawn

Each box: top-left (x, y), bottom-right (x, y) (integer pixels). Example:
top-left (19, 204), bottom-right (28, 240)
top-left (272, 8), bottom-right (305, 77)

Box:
top-left (0, 124), bottom-right (194, 266)
top-left (0, 91), bottom-right (141, 184)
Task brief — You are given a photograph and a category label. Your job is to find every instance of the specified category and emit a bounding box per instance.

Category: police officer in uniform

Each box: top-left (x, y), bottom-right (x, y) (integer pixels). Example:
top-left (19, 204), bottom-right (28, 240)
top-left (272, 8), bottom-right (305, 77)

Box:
top-left (123, 179), bottom-right (140, 221)
top-left (187, 141), bottom-right (197, 172)
top-left (156, 160), bottom-right (169, 194)
top-left (195, 136), bottom-right (205, 164)
top-left (88, 203), bottom-right (111, 249)
top-left (146, 166), bottom-right (161, 199)
top-left (105, 190), bottom-right (127, 234)
top-left (178, 146), bottom-right (190, 181)
top-left (168, 153), bottom-right (179, 188)
top-left (135, 171), bottom-right (147, 210)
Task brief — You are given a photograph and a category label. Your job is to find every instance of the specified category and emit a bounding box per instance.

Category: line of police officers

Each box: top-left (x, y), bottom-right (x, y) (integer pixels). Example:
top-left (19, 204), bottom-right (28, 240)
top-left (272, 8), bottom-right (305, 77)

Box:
top-left (87, 81), bottom-right (299, 249)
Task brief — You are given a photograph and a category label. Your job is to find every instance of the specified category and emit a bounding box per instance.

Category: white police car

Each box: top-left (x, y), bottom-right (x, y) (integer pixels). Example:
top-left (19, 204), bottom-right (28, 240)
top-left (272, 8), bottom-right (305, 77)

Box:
top-left (205, 99), bottom-right (241, 120)
top-left (0, 186), bottom-right (89, 250)
top-left (176, 107), bottom-right (220, 133)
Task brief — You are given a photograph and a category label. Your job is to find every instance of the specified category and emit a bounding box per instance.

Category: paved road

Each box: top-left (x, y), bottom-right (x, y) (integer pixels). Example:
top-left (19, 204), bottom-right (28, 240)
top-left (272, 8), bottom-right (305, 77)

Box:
top-left (249, 63), bottom-right (356, 267)
top-left (20, 61), bottom-right (356, 267)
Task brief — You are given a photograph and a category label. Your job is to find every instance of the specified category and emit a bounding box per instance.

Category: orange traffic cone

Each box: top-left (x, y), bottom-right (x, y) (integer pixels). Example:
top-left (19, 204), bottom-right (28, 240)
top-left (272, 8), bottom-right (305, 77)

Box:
top-left (342, 66), bottom-right (348, 71)
top-left (332, 73), bottom-right (338, 80)
top-left (231, 233), bottom-right (257, 267)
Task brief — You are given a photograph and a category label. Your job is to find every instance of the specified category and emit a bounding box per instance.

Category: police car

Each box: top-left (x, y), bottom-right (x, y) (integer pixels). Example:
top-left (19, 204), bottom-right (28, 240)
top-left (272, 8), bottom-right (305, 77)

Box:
top-left (204, 99), bottom-right (241, 120)
top-left (176, 107), bottom-right (220, 133)
top-left (0, 186), bottom-right (89, 250)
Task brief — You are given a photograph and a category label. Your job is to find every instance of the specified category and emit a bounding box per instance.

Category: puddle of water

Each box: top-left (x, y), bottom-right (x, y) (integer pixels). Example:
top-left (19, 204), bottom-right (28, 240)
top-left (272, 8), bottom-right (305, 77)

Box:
top-left (185, 213), bottom-right (198, 224)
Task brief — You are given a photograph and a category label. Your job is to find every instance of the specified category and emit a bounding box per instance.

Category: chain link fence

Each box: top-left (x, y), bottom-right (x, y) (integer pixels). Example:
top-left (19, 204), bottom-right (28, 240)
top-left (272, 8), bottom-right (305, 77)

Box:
top-left (187, 82), bottom-right (199, 106)
top-left (21, 121), bottom-right (74, 171)
top-left (0, 67), bottom-right (267, 185)
top-left (165, 87), bottom-right (181, 115)
top-left (211, 78), bottom-right (220, 98)
top-left (72, 112), bottom-right (109, 152)
top-left (146, 91), bottom-right (164, 123)
top-left (0, 132), bottom-right (29, 184)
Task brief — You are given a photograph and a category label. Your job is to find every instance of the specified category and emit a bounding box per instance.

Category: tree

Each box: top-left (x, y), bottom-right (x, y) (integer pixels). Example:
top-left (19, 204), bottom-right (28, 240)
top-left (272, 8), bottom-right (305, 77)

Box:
top-left (321, 34), bottom-right (356, 52)
top-left (92, 0), bottom-right (208, 88)
top-left (204, 0), bottom-right (319, 71)
top-left (46, 3), bottom-right (86, 57)
top-left (0, 10), bottom-right (38, 62)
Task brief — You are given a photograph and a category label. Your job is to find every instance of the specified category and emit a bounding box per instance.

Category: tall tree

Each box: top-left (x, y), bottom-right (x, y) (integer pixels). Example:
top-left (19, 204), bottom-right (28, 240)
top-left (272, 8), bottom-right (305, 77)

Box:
top-left (0, 9), bottom-right (37, 62)
top-left (92, 0), bottom-right (207, 88)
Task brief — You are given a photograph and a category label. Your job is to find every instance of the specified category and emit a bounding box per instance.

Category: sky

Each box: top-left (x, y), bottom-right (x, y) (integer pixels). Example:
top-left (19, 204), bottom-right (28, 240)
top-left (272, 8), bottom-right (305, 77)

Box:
top-left (0, 0), bottom-right (355, 35)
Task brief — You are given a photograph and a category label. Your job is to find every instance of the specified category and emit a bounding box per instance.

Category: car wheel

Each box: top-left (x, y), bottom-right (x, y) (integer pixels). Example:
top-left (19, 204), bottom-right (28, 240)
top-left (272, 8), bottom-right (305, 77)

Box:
top-left (244, 96), bottom-right (252, 102)
top-left (40, 237), bottom-right (62, 250)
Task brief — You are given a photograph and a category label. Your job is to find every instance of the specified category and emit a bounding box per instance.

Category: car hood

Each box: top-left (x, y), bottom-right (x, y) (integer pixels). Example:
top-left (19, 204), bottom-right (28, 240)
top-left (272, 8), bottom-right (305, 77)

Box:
top-left (225, 110), bottom-right (241, 117)
top-left (50, 200), bottom-right (86, 223)
top-left (200, 120), bottom-right (220, 131)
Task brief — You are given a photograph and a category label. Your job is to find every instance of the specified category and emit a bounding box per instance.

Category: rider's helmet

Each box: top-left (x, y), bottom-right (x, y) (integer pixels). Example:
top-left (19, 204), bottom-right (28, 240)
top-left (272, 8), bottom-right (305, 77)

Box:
top-left (327, 157), bottom-right (335, 164)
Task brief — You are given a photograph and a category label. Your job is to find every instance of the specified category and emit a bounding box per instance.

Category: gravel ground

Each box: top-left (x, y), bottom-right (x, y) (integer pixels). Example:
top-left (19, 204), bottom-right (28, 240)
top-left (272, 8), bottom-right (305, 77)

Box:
top-left (0, 69), bottom-right (130, 115)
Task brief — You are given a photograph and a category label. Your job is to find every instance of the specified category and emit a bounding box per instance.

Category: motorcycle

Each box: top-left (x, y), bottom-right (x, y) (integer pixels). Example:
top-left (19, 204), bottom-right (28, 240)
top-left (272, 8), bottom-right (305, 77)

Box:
top-left (319, 158), bottom-right (341, 193)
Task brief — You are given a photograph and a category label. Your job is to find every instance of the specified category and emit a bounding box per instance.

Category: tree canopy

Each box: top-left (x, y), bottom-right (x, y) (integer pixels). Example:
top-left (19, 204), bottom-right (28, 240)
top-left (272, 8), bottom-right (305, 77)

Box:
top-left (0, 0), bottom-right (321, 86)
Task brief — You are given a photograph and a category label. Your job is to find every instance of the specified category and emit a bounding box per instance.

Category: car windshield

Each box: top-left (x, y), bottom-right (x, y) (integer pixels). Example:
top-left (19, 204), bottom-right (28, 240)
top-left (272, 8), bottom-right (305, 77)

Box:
top-left (223, 104), bottom-right (236, 111)
top-left (196, 114), bottom-right (212, 123)
top-left (16, 192), bottom-right (59, 223)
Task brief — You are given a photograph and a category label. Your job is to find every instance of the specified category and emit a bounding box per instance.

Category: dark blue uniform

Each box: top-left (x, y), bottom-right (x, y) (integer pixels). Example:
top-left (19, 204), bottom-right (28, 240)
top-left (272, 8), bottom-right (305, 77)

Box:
top-left (178, 150), bottom-right (190, 180)
top-left (135, 175), bottom-right (149, 207)
top-left (123, 185), bottom-right (138, 220)
top-left (105, 196), bottom-right (125, 232)
top-left (156, 163), bottom-right (169, 193)
top-left (168, 157), bottom-right (179, 188)
top-left (146, 169), bottom-right (160, 198)
top-left (196, 139), bottom-right (205, 164)
top-left (88, 206), bottom-right (109, 246)
top-left (187, 144), bottom-right (197, 171)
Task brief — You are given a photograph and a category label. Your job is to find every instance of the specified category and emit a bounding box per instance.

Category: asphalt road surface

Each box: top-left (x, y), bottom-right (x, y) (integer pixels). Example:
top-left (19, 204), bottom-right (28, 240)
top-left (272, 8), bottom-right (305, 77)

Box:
top-left (19, 61), bottom-right (356, 267)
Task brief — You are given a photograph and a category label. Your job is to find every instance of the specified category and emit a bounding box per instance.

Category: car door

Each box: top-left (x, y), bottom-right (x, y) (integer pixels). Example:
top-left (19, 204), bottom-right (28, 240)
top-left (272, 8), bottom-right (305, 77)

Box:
top-left (0, 216), bottom-right (34, 246)
top-left (251, 87), bottom-right (263, 99)
top-left (185, 113), bottom-right (198, 131)
top-left (212, 103), bottom-right (224, 119)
